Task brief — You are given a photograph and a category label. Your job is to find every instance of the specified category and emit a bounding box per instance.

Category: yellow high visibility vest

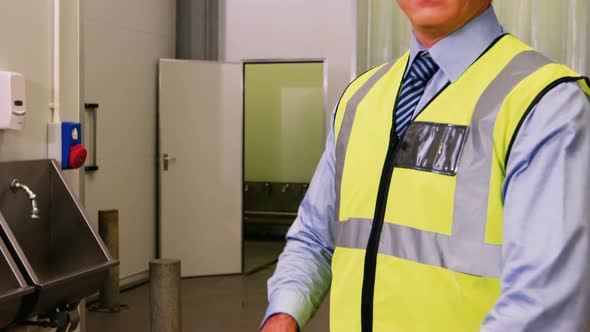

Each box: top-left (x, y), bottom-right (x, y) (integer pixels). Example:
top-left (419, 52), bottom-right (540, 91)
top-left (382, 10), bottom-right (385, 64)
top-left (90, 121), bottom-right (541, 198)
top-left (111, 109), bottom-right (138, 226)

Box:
top-left (330, 34), bottom-right (590, 332)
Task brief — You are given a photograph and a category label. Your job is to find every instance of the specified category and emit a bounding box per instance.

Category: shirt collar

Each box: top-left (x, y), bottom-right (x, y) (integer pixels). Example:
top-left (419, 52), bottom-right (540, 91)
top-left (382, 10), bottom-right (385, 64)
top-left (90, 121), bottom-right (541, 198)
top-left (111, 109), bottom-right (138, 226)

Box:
top-left (408, 6), bottom-right (505, 82)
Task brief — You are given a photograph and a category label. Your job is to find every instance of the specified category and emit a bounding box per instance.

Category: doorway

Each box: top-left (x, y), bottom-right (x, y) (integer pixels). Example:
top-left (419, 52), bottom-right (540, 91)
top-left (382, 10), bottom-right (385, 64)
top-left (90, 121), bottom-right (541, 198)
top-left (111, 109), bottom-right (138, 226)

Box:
top-left (242, 60), bottom-right (326, 273)
top-left (157, 59), bottom-right (326, 277)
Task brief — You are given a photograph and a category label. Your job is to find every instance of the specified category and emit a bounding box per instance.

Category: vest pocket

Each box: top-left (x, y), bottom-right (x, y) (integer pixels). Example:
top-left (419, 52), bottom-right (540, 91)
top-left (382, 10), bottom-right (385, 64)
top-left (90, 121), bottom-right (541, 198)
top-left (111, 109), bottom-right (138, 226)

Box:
top-left (395, 122), bottom-right (468, 176)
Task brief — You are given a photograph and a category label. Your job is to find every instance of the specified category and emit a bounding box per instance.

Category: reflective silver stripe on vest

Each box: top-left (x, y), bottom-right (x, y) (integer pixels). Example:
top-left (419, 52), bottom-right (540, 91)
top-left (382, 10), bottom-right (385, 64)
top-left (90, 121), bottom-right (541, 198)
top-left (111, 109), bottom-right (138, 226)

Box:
top-left (335, 218), bottom-right (502, 277)
top-left (335, 61), bottom-right (397, 219)
top-left (334, 50), bottom-right (552, 277)
top-left (452, 51), bottom-right (552, 243)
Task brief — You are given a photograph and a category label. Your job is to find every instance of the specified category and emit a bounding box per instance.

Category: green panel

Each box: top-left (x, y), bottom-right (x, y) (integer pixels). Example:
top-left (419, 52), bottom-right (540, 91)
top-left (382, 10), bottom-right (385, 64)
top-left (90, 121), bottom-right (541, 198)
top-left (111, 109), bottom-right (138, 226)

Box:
top-left (245, 62), bottom-right (324, 183)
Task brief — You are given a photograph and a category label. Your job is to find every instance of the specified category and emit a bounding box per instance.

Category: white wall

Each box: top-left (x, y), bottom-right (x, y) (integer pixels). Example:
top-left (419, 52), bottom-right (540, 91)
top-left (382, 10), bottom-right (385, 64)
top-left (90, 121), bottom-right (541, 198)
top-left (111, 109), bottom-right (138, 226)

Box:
top-left (0, 1), bottom-right (81, 331)
top-left (0, 1), bottom-right (79, 165)
top-left (220, 0), bottom-right (357, 132)
top-left (0, 1), bottom-right (51, 161)
top-left (82, 0), bottom-right (176, 278)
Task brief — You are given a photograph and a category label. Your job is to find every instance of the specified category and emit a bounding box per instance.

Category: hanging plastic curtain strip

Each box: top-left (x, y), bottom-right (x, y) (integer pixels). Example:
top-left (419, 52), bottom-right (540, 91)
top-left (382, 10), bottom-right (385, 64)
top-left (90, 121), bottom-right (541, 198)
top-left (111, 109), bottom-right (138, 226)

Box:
top-left (356, 0), bottom-right (369, 75)
top-left (358, 1), bottom-right (590, 75)
top-left (565, 0), bottom-right (589, 74)
top-left (531, 0), bottom-right (539, 51)
top-left (369, 0), bottom-right (395, 68)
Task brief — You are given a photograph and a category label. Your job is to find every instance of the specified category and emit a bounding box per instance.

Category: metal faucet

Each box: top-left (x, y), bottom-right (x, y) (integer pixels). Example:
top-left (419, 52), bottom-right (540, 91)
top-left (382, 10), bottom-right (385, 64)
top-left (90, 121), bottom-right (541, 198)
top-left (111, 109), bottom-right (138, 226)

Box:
top-left (10, 178), bottom-right (40, 220)
top-left (281, 183), bottom-right (290, 193)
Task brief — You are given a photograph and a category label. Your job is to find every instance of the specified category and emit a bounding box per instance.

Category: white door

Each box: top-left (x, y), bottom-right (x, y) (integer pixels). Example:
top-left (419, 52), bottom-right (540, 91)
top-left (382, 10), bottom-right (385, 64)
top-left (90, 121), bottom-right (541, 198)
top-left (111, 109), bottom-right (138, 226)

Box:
top-left (158, 60), bottom-right (242, 277)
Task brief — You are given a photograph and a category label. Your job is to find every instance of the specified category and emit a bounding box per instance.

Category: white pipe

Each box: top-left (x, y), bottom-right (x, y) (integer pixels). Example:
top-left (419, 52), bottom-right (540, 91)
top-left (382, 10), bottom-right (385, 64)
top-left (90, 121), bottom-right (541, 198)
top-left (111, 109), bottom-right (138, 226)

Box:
top-left (52, 0), bottom-right (61, 123)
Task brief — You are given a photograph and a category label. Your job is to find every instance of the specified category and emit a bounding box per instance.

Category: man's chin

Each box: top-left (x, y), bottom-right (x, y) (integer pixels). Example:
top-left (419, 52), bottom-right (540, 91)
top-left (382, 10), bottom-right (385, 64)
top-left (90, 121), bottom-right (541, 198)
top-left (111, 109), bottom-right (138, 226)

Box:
top-left (408, 11), bottom-right (451, 29)
top-left (412, 20), bottom-right (449, 33)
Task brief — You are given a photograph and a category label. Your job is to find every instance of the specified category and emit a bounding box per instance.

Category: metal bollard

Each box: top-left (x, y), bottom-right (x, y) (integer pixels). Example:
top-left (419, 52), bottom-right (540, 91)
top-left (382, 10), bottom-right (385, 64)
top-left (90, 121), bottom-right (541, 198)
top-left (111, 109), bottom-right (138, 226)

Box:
top-left (150, 258), bottom-right (181, 332)
top-left (98, 210), bottom-right (120, 310)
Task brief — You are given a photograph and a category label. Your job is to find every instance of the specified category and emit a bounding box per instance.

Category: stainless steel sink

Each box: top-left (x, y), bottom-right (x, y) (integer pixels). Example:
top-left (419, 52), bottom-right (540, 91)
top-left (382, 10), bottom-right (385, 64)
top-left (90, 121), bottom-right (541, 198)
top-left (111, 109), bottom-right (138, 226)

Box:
top-left (0, 160), bottom-right (118, 318)
top-left (0, 237), bottom-right (34, 328)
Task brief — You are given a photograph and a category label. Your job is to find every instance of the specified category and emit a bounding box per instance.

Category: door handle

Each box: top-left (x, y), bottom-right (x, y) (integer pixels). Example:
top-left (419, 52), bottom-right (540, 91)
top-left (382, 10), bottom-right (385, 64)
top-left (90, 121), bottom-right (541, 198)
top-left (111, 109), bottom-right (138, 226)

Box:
top-left (84, 103), bottom-right (100, 172)
top-left (163, 154), bottom-right (177, 171)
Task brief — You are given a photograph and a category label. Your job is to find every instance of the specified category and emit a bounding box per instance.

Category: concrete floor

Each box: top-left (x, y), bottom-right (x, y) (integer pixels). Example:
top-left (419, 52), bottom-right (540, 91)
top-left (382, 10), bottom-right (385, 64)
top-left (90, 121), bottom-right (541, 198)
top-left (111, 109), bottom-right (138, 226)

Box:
top-left (87, 264), bottom-right (329, 331)
top-left (243, 240), bottom-right (285, 274)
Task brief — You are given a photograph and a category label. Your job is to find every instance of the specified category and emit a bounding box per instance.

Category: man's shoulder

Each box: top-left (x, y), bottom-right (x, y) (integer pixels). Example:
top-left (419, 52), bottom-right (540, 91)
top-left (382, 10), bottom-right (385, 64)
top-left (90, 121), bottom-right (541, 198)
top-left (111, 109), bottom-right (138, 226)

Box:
top-left (537, 79), bottom-right (590, 108)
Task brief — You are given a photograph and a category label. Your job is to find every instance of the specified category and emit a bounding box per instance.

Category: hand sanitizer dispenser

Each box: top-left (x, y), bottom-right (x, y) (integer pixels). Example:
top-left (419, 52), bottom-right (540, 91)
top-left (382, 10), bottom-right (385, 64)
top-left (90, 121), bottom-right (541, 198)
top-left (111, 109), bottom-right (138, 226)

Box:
top-left (0, 71), bottom-right (26, 130)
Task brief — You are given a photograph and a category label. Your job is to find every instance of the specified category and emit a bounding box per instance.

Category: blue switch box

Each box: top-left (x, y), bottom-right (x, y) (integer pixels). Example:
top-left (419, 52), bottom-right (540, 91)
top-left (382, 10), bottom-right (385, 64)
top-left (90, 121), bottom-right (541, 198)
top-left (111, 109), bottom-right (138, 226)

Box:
top-left (61, 122), bottom-right (82, 169)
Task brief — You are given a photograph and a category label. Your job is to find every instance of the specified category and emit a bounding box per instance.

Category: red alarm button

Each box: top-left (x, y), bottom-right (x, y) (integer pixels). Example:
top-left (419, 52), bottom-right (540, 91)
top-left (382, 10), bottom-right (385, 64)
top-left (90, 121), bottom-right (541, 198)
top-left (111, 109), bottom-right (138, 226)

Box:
top-left (68, 144), bottom-right (88, 169)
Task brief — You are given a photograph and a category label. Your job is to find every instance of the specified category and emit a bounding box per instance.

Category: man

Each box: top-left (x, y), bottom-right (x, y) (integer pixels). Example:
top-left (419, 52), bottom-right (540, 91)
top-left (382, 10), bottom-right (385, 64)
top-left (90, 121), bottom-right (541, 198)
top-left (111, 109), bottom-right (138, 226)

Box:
top-left (262, 0), bottom-right (590, 331)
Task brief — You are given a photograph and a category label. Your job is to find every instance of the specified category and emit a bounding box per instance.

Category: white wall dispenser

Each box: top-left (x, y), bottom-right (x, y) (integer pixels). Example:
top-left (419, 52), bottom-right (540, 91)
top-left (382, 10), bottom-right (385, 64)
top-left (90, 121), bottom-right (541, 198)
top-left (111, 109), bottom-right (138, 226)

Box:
top-left (0, 71), bottom-right (26, 130)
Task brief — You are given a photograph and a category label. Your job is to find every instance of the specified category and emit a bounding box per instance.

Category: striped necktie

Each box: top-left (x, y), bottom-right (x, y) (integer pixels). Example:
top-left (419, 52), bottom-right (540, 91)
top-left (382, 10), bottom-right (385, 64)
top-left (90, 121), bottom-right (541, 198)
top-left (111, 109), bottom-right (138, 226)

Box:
top-left (395, 52), bottom-right (439, 136)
